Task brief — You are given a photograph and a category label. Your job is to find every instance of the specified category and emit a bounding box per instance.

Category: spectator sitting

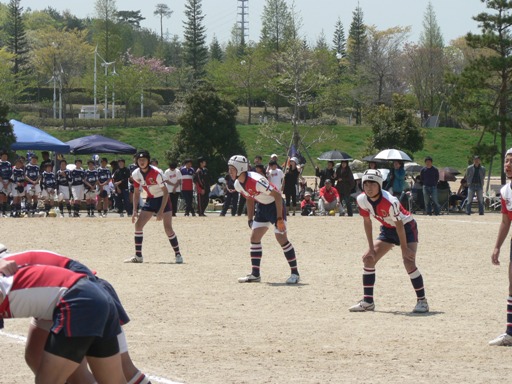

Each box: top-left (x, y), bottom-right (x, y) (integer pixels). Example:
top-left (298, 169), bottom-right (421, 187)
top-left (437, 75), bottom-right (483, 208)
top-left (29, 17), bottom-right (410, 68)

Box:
top-left (301, 191), bottom-right (317, 216)
top-left (318, 179), bottom-right (340, 216)
top-left (449, 178), bottom-right (468, 212)
top-left (209, 177), bottom-right (226, 202)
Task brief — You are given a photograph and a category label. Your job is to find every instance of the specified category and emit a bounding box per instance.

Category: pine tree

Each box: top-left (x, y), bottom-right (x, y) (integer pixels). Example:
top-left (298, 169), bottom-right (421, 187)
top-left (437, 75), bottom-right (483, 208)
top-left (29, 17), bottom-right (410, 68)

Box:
top-left (347, 4), bottom-right (367, 72)
top-left (332, 17), bottom-right (346, 58)
top-left (260, 0), bottom-right (295, 53)
top-left (5, 0), bottom-right (28, 76)
top-left (209, 35), bottom-right (224, 62)
top-left (183, 0), bottom-right (208, 80)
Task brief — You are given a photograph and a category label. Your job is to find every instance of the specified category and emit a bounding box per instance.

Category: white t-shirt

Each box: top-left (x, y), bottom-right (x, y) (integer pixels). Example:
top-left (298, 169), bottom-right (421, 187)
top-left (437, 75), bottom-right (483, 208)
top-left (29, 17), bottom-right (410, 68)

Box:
top-left (267, 168), bottom-right (284, 191)
top-left (164, 168), bottom-right (182, 193)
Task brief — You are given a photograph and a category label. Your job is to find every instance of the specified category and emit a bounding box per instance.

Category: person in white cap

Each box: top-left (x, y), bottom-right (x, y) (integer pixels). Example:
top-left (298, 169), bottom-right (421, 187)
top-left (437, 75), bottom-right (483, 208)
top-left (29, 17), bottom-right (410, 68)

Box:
top-left (489, 147), bottom-right (512, 346)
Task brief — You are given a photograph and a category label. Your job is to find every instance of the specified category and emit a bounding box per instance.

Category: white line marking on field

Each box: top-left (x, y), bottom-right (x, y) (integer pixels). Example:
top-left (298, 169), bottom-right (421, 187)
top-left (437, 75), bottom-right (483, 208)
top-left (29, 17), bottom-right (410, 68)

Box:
top-left (0, 330), bottom-right (184, 384)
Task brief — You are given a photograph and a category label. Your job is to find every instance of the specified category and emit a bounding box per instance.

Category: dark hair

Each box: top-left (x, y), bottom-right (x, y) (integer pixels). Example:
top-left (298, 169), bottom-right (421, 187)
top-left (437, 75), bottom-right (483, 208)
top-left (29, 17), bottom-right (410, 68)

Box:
top-left (101, 157), bottom-right (108, 163)
top-left (75, 159), bottom-right (82, 164)
top-left (151, 158), bottom-right (159, 164)
top-left (424, 156), bottom-right (433, 162)
top-left (87, 160), bottom-right (95, 165)
top-left (269, 160), bottom-right (277, 166)
top-left (169, 162), bottom-right (177, 168)
top-left (255, 164), bottom-right (265, 172)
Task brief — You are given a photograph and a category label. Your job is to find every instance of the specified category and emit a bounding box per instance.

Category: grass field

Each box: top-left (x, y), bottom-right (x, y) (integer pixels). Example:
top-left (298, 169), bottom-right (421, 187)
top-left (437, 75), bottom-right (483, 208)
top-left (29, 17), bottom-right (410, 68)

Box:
top-left (40, 121), bottom-right (510, 178)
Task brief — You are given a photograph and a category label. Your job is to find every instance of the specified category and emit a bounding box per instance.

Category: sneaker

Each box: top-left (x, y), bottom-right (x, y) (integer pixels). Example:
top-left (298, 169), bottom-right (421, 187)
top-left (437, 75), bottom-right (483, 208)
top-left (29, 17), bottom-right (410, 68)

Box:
top-left (489, 333), bottom-right (512, 346)
top-left (238, 274), bottom-right (261, 283)
top-left (286, 274), bottom-right (300, 284)
top-left (175, 254), bottom-right (183, 264)
top-left (124, 255), bottom-right (143, 263)
top-left (349, 300), bottom-right (375, 312)
top-left (413, 299), bottom-right (429, 313)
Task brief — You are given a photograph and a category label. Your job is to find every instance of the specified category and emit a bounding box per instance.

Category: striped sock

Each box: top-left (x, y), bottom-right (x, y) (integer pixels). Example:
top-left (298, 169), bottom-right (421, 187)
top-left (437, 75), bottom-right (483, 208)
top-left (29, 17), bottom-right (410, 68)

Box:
top-left (408, 268), bottom-right (426, 300)
top-left (507, 296), bottom-right (512, 336)
top-left (363, 267), bottom-right (376, 304)
top-left (135, 231), bottom-right (143, 258)
top-left (250, 242), bottom-right (262, 277)
top-left (66, 203), bottom-right (71, 214)
top-left (281, 241), bottom-right (299, 275)
top-left (127, 370), bottom-right (151, 384)
top-left (168, 233), bottom-right (180, 254)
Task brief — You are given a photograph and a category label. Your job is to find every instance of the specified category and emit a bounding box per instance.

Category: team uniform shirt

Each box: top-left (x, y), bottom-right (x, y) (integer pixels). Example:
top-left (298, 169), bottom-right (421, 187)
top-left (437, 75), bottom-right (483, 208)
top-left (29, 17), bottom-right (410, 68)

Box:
top-left (180, 166), bottom-right (195, 192)
top-left (0, 264), bottom-right (85, 323)
top-left (357, 189), bottom-right (413, 229)
top-left (500, 183), bottom-right (512, 219)
top-left (41, 171), bottom-right (57, 190)
top-left (0, 160), bottom-right (12, 194)
top-left (70, 168), bottom-right (85, 186)
top-left (234, 172), bottom-right (277, 205)
top-left (56, 169), bottom-right (71, 187)
top-left (131, 166), bottom-right (166, 198)
top-left (97, 167), bottom-right (112, 186)
top-left (0, 264), bottom-right (121, 339)
top-left (10, 167), bottom-right (25, 196)
top-left (25, 163), bottom-right (40, 185)
top-left (3, 250), bottom-right (130, 325)
top-left (84, 169), bottom-right (98, 190)
top-left (164, 168), bottom-right (182, 193)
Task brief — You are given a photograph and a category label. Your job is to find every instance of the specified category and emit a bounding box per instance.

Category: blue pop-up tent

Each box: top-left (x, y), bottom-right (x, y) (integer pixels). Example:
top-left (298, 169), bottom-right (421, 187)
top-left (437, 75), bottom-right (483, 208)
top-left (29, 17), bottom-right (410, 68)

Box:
top-left (9, 119), bottom-right (70, 153)
top-left (66, 135), bottom-right (136, 155)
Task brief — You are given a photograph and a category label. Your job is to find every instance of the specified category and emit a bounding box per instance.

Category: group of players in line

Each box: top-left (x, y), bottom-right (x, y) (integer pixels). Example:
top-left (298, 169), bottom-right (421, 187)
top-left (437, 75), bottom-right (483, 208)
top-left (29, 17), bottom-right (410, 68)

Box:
top-left (1, 148), bottom-right (512, 383)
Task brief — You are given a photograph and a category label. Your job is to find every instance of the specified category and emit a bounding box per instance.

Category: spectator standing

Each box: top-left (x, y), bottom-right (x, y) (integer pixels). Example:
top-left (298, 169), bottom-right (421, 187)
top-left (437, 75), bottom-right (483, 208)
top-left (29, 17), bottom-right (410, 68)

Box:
top-left (0, 151), bottom-right (12, 217)
top-left (220, 173), bottom-right (239, 216)
top-left (335, 160), bottom-right (356, 216)
top-left (194, 157), bottom-right (211, 217)
top-left (180, 159), bottom-right (196, 216)
top-left (96, 157), bottom-right (112, 217)
top-left (283, 157), bottom-right (301, 216)
top-left (70, 159), bottom-right (85, 218)
top-left (164, 162), bottom-right (182, 216)
top-left (420, 156), bottom-right (440, 216)
top-left (315, 161), bottom-right (336, 188)
top-left (112, 159), bottom-right (132, 217)
top-left (267, 160), bottom-right (284, 191)
top-left (465, 155), bottom-right (486, 215)
top-left (25, 154), bottom-right (41, 216)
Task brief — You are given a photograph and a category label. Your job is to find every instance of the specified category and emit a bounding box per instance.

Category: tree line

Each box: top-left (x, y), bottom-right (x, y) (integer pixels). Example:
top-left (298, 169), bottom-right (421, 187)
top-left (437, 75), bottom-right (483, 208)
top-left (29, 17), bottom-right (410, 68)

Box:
top-left (1, 0), bottom-right (512, 181)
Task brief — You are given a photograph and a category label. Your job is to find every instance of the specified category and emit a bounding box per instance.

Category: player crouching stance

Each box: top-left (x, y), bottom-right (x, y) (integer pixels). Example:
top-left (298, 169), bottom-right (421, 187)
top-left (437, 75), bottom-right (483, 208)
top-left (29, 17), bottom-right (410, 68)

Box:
top-left (489, 148), bottom-right (512, 346)
top-left (124, 150), bottom-right (183, 264)
top-left (349, 169), bottom-right (429, 313)
top-left (228, 155), bottom-right (300, 284)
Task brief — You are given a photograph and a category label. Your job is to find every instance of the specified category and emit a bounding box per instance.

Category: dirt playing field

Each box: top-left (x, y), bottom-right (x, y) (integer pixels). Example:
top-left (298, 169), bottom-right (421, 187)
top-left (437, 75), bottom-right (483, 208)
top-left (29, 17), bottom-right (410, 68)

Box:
top-left (0, 210), bottom-right (510, 383)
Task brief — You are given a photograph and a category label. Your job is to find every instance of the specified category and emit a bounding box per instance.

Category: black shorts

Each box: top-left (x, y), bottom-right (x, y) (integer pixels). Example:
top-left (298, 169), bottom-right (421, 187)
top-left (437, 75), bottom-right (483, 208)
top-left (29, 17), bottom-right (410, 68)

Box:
top-left (44, 331), bottom-right (119, 363)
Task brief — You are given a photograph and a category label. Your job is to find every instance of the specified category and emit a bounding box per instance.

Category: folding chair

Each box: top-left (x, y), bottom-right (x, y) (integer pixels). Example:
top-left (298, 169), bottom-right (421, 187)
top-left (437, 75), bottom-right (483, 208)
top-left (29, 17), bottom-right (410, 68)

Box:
top-left (437, 186), bottom-right (451, 214)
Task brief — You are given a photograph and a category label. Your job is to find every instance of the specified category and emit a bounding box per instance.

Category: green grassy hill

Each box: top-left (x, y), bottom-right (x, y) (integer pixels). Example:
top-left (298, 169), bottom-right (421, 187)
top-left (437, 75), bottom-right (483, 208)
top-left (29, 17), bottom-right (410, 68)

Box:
top-left (42, 124), bottom-right (508, 176)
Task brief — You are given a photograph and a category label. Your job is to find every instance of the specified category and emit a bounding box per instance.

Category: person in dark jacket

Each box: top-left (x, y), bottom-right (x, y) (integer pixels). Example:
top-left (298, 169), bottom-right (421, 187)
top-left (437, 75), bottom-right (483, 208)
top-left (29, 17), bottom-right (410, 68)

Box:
top-left (335, 160), bottom-right (356, 216)
top-left (112, 159), bottom-right (132, 216)
top-left (194, 157), bottom-right (211, 217)
top-left (315, 161), bottom-right (336, 188)
top-left (420, 156), bottom-right (440, 216)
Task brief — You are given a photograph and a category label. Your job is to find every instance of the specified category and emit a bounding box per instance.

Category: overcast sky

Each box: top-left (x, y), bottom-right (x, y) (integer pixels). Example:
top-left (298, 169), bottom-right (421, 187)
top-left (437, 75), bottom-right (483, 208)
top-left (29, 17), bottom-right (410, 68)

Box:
top-left (18, 0), bottom-right (489, 45)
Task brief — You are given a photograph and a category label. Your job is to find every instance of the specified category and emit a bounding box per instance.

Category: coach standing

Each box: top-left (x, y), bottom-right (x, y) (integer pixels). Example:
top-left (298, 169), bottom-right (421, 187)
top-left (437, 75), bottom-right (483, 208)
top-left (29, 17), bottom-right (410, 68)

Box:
top-left (465, 155), bottom-right (485, 215)
top-left (420, 156), bottom-right (440, 216)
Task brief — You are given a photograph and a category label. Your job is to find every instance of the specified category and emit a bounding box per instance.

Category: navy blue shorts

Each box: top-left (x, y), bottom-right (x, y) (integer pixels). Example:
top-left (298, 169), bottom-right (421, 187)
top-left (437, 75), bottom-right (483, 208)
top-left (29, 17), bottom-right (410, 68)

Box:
top-left (67, 259), bottom-right (95, 278)
top-left (254, 200), bottom-right (287, 225)
top-left (51, 278), bottom-right (121, 339)
top-left (141, 196), bottom-right (172, 213)
top-left (377, 220), bottom-right (419, 245)
top-left (96, 278), bottom-right (130, 325)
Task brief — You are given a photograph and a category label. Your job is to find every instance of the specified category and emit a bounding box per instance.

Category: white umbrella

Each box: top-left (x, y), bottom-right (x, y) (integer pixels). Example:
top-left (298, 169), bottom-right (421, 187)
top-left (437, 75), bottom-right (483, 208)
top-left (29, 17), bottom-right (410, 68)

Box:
top-left (374, 149), bottom-right (412, 162)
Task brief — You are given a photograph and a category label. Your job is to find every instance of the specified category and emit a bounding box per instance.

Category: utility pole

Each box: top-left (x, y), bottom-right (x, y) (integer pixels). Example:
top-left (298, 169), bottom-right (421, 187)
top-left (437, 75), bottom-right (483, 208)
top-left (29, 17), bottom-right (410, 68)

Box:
top-left (237, 0), bottom-right (249, 46)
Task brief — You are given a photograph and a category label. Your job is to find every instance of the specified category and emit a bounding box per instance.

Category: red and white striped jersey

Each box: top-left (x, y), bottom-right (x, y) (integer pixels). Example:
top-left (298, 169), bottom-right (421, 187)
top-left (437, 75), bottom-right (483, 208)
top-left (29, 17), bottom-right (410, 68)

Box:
top-left (235, 172), bottom-right (277, 205)
top-left (0, 265), bottom-right (85, 321)
top-left (357, 190), bottom-right (413, 228)
top-left (132, 166), bottom-right (165, 198)
top-left (500, 183), bottom-right (512, 219)
top-left (4, 250), bottom-right (71, 269)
